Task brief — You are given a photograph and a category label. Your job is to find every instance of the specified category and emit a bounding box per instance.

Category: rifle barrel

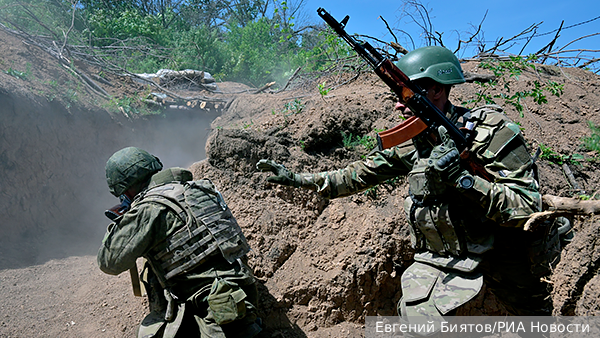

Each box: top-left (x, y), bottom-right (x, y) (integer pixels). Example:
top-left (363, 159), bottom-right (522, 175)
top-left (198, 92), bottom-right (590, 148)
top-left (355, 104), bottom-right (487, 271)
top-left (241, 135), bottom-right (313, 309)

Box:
top-left (318, 7), bottom-right (469, 151)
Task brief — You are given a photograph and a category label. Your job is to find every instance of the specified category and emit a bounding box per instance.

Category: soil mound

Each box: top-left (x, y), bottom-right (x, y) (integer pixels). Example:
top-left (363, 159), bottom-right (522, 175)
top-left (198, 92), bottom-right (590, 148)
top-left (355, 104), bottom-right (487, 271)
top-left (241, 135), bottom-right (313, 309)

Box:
top-left (1, 26), bottom-right (600, 337)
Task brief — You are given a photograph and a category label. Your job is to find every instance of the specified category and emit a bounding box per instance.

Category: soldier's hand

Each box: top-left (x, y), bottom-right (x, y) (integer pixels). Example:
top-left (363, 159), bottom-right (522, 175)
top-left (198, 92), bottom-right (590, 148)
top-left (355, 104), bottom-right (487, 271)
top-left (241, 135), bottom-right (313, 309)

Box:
top-left (256, 159), bottom-right (303, 188)
top-left (427, 126), bottom-right (466, 185)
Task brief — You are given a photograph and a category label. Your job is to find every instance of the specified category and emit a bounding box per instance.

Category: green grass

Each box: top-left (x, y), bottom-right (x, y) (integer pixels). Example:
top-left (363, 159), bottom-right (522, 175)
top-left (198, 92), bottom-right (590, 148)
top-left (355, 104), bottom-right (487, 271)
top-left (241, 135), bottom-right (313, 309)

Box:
top-left (581, 121), bottom-right (600, 154)
top-left (341, 131), bottom-right (377, 152)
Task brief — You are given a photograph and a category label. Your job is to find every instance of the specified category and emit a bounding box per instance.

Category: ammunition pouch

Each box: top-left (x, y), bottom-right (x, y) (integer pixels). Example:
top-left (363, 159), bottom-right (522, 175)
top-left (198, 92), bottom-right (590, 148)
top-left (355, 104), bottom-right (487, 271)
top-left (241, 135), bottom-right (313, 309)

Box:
top-left (207, 278), bottom-right (248, 325)
top-left (404, 196), bottom-right (467, 257)
top-left (407, 158), bottom-right (447, 200)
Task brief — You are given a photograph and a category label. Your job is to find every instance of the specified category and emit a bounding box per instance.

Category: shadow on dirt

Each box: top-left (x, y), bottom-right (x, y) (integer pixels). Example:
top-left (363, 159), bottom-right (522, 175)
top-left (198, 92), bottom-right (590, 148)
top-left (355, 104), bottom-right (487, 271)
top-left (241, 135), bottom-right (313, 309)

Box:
top-left (255, 281), bottom-right (308, 338)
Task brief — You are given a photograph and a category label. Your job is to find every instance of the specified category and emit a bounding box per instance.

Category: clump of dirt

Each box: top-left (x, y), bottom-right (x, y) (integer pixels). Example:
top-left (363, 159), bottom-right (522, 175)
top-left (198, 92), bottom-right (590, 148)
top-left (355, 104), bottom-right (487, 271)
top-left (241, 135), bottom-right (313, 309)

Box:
top-left (1, 25), bottom-right (600, 338)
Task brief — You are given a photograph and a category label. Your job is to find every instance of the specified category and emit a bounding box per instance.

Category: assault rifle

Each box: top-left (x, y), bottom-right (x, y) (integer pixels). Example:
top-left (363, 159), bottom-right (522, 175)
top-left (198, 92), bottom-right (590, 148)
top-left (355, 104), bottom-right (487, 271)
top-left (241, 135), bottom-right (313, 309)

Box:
top-left (317, 8), bottom-right (470, 152)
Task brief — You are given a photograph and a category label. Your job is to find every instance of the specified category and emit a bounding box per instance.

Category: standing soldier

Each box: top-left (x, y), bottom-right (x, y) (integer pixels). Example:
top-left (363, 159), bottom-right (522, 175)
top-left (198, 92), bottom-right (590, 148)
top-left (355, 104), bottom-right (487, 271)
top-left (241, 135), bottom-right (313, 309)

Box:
top-left (98, 147), bottom-right (262, 338)
top-left (257, 46), bottom-right (562, 320)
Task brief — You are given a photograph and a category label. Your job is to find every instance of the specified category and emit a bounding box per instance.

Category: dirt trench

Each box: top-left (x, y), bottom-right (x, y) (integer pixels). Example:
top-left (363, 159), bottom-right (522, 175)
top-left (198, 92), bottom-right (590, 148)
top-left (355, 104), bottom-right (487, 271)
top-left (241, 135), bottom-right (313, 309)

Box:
top-left (0, 90), bottom-right (219, 269)
top-left (2, 25), bottom-right (600, 338)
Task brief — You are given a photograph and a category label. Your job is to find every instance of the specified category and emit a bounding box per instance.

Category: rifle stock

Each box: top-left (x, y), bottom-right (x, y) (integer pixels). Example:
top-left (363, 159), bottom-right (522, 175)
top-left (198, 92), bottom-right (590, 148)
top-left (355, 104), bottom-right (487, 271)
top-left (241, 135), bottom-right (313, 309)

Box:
top-left (129, 264), bottom-right (142, 297)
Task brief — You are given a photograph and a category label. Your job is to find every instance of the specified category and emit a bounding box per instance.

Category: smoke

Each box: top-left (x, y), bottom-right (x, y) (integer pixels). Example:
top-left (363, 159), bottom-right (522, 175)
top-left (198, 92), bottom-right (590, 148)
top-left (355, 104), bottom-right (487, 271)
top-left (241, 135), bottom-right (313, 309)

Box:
top-left (139, 109), bottom-right (220, 169)
top-left (0, 92), bottom-right (219, 269)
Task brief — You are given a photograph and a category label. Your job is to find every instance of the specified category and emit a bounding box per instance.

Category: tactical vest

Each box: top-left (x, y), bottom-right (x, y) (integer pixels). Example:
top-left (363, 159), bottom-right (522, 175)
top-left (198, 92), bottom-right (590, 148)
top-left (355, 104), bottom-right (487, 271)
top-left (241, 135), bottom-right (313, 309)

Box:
top-left (134, 174), bottom-right (250, 287)
top-left (404, 104), bottom-right (532, 271)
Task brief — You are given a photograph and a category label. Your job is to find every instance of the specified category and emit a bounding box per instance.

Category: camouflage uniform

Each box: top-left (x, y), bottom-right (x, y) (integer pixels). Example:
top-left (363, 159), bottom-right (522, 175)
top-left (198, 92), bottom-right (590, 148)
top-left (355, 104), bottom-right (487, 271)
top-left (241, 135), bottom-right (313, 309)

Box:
top-left (98, 166), bottom-right (261, 338)
top-left (273, 103), bottom-right (560, 319)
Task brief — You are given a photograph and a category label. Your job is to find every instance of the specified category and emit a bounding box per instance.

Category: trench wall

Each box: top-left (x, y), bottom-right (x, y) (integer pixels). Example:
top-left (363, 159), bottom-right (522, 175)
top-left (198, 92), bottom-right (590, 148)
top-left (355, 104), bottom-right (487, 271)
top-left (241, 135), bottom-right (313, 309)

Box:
top-left (0, 88), bottom-right (217, 269)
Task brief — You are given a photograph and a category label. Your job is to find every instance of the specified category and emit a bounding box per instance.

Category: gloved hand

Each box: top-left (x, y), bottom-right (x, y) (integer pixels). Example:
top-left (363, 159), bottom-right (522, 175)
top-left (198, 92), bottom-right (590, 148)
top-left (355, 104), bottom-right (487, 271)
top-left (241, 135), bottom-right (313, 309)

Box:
top-left (427, 126), bottom-right (469, 187)
top-left (256, 159), bottom-right (306, 188)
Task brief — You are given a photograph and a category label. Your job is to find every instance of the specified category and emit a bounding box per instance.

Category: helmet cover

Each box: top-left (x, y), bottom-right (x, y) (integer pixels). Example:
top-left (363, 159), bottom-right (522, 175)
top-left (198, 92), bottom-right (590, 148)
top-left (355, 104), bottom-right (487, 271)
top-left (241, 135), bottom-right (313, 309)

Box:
top-left (105, 147), bottom-right (163, 197)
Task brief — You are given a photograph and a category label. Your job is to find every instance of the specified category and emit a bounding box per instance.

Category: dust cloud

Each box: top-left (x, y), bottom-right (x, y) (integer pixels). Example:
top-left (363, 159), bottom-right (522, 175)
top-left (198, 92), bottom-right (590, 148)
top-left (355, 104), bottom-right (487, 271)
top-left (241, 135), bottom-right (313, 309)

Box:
top-left (0, 91), bottom-right (220, 270)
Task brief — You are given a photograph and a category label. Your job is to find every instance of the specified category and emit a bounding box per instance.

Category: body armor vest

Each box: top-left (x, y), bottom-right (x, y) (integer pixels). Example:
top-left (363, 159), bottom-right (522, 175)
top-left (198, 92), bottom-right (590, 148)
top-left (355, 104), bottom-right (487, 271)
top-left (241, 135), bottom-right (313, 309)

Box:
top-left (135, 177), bottom-right (250, 286)
top-left (404, 105), bottom-right (526, 270)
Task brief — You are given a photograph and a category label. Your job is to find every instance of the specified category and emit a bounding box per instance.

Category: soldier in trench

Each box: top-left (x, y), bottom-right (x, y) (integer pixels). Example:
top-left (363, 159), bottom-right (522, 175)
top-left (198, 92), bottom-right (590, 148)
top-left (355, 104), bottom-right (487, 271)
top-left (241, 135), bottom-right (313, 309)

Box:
top-left (97, 147), bottom-right (262, 338)
top-left (257, 46), bottom-right (569, 320)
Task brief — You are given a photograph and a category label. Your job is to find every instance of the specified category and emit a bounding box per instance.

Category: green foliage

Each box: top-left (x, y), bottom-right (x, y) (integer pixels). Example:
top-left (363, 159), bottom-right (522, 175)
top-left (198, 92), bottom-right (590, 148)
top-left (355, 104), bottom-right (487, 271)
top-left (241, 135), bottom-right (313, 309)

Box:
top-left (581, 121), bottom-right (600, 154)
top-left (298, 139), bottom-right (306, 150)
top-left (0, 1), bottom-right (349, 89)
top-left (87, 9), bottom-right (165, 44)
top-left (4, 66), bottom-right (29, 80)
top-left (575, 193), bottom-right (600, 201)
top-left (282, 99), bottom-right (304, 115)
top-left (538, 143), bottom-right (565, 164)
top-left (8, 62), bottom-right (32, 80)
top-left (221, 18), bottom-right (280, 84)
top-left (269, 99), bottom-right (305, 130)
top-left (569, 153), bottom-right (585, 166)
top-left (318, 29), bottom-right (353, 62)
top-left (0, 0), bottom-right (87, 42)
top-left (463, 55), bottom-right (565, 117)
top-left (546, 80), bottom-right (564, 97)
top-left (539, 143), bottom-right (584, 166)
top-left (219, 15), bottom-right (327, 86)
top-left (341, 132), bottom-right (377, 152)
top-left (243, 120), bottom-right (254, 129)
top-left (318, 81), bottom-right (331, 97)
top-left (171, 26), bottom-right (227, 74)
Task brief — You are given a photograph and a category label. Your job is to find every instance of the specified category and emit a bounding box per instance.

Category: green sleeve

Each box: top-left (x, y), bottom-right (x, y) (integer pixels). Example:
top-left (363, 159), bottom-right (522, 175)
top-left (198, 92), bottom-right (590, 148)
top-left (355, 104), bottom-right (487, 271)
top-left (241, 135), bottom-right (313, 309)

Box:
top-left (97, 203), bottom-right (175, 275)
top-left (465, 169), bottom-right (541, 227)
top-left (464, 146), bottom-right (542, 227)
top-left (306, 142), bottom-right (416, 199)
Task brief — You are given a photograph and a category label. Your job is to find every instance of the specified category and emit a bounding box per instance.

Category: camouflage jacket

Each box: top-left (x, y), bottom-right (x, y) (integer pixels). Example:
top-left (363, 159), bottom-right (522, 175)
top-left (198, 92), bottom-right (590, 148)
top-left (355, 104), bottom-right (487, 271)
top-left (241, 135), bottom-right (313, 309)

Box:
top-left (97, 168), bottom-right (254, 299)
top-left (303, 103), bottom-right (541, 241)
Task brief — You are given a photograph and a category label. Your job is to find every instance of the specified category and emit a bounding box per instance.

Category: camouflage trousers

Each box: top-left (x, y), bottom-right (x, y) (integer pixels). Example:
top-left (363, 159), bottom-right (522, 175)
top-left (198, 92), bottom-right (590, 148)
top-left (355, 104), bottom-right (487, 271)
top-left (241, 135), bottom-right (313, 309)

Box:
top-left (397, 261), bottom-right (483, 323)
top-left (397, 221), bottom-right (561, 323)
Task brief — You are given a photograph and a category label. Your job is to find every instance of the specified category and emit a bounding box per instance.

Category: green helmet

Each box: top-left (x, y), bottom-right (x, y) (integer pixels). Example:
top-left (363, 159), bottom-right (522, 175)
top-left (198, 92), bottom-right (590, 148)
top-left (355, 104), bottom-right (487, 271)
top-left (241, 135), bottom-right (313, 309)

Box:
top-left (396, 46), bottom-right (465, 85)
top-left (105, 147), bottom-right (163, 197)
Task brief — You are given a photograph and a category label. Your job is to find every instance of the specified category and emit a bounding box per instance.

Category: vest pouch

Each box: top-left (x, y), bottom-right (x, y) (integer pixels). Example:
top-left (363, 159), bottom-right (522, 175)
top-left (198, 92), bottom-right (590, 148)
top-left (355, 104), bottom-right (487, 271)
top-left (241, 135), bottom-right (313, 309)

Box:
top-left (412, 204), bottom-right (447, 254)
top-left (404, 197), bottom-right (426, 250)
top-left (207, 278), bottom-right (247, 325)
top-left (405, 201), bottom-right (464, 256)
top-left (408, 158), bottom-right (446, 199)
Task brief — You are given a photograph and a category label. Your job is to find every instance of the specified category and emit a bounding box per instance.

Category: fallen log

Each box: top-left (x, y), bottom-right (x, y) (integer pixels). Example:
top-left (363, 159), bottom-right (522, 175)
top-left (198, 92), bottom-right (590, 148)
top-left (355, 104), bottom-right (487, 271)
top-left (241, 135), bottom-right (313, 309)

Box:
top-left (254, 81), bottom-right (276, 94)
top-left (524, 194), bottom-right (600, 231)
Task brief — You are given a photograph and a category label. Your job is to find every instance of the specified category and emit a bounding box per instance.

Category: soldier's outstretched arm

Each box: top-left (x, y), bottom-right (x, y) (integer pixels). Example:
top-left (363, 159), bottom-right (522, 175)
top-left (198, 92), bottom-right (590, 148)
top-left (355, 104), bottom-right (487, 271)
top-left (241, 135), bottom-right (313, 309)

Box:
top-left (256, 159), bottom-right (318, 189)
top-left (257, 145), bottom-right (414, 199)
